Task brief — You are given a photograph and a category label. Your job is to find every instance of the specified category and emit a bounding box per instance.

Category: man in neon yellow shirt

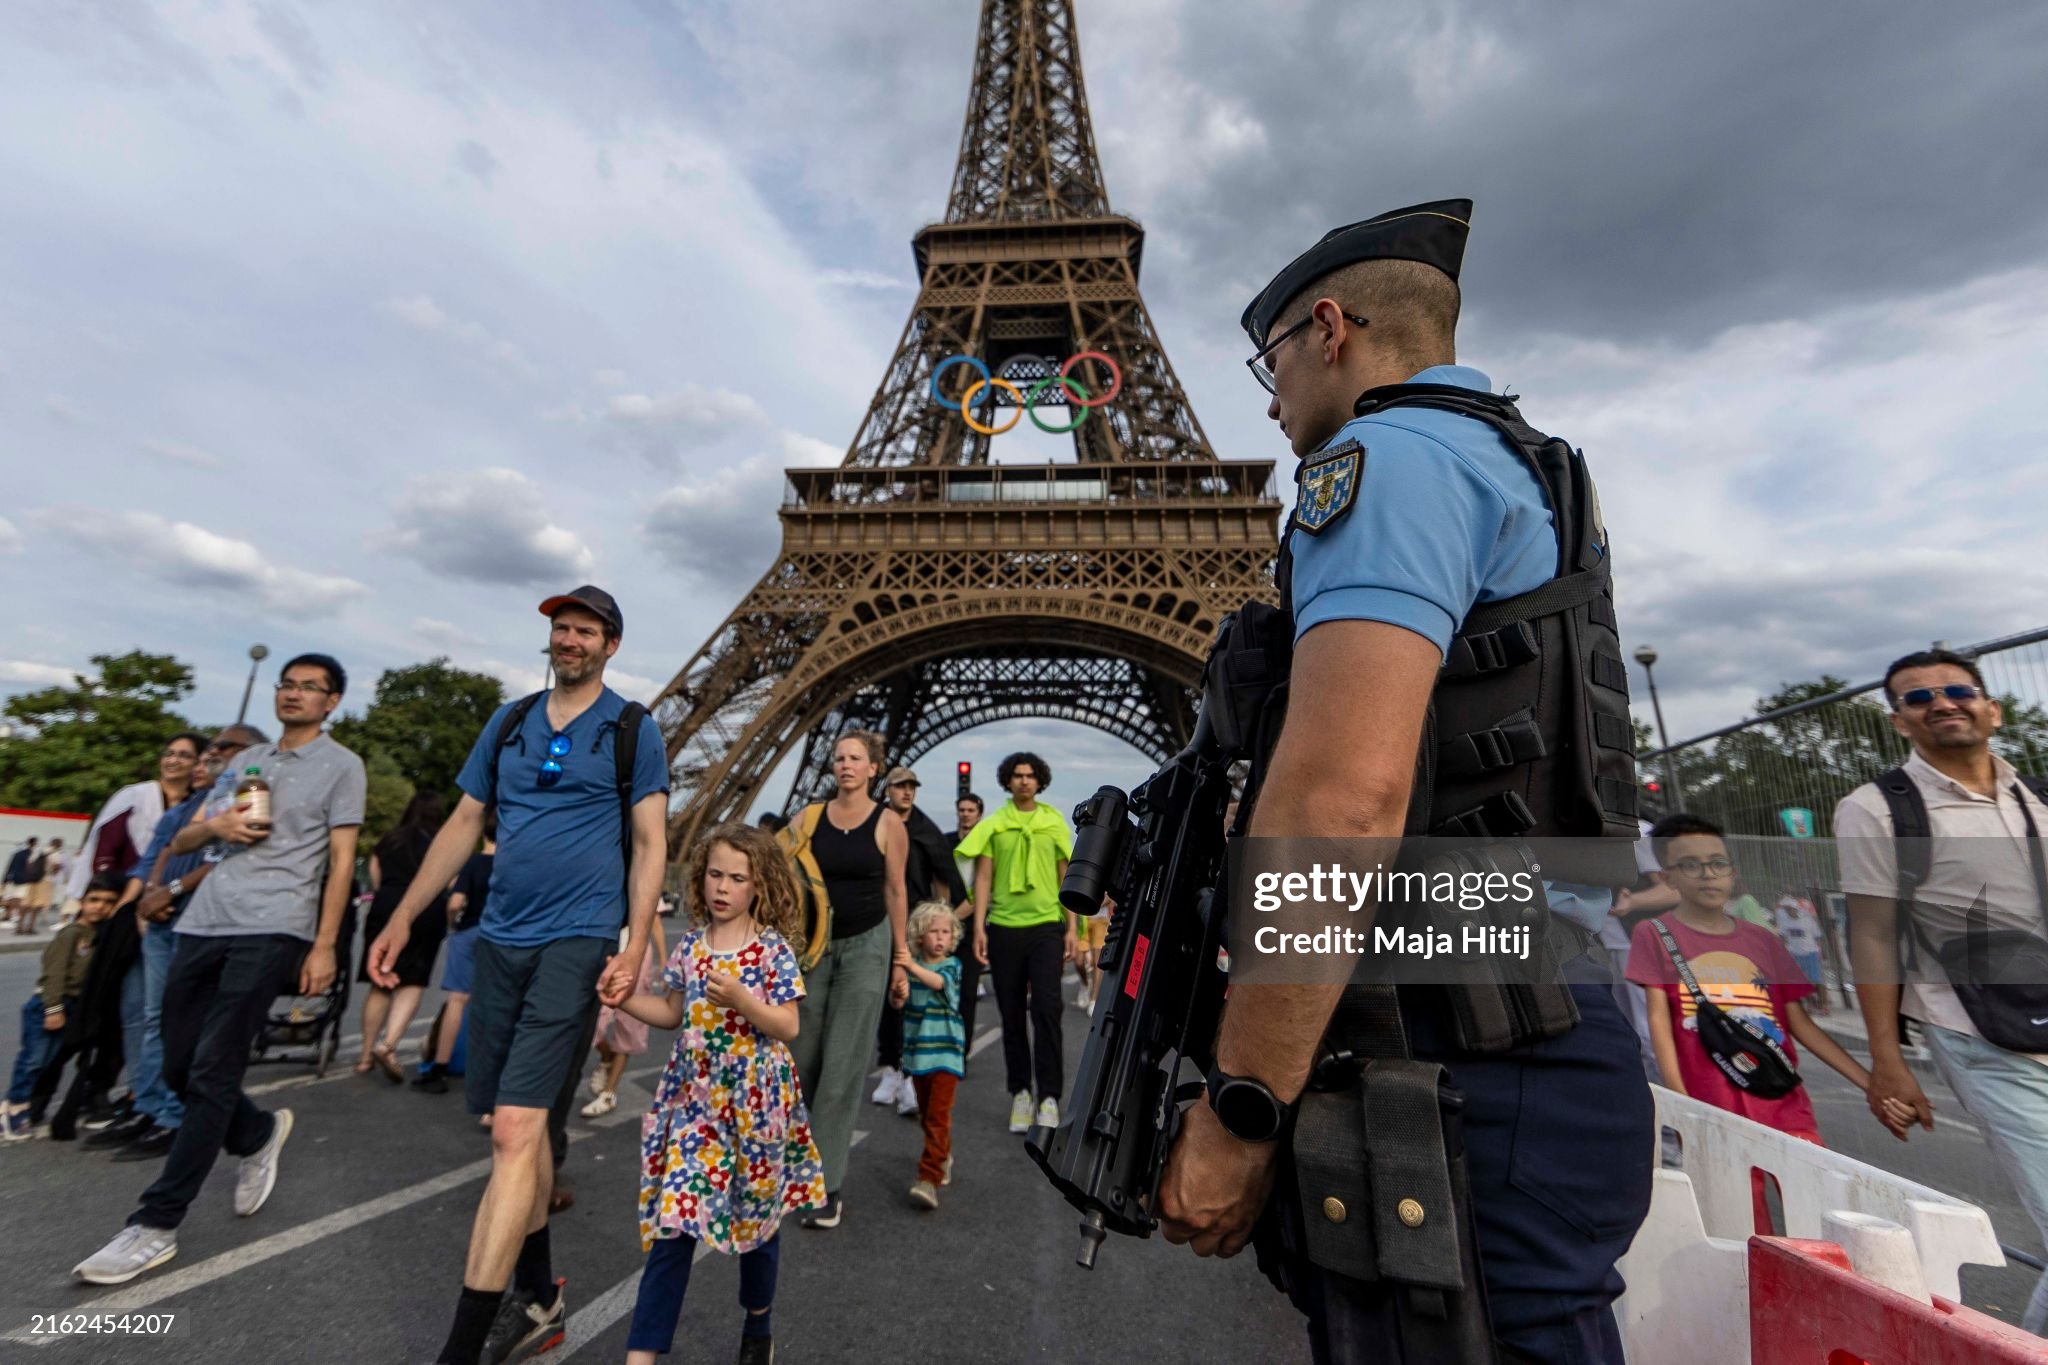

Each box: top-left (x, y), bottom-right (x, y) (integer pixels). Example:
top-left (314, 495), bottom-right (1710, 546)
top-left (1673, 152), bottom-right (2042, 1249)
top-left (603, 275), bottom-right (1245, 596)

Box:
top-left (960, 752), bottom-right (1075, 1135)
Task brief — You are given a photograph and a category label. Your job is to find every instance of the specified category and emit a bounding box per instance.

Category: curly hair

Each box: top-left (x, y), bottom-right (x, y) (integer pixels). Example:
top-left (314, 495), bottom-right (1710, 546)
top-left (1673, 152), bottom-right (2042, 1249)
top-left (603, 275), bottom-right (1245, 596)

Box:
top-left (907, 899), bottom-right (959, 954)
top-left (997, 750), bottom-right (1050, 792)
top-left (684, 822), bottom-right (807, 957)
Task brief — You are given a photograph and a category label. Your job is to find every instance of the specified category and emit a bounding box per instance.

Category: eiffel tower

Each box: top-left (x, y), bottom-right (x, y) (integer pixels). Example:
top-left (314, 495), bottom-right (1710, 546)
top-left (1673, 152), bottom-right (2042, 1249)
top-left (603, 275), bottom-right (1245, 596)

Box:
top-left (650, 0), bottom-right (1280, 850)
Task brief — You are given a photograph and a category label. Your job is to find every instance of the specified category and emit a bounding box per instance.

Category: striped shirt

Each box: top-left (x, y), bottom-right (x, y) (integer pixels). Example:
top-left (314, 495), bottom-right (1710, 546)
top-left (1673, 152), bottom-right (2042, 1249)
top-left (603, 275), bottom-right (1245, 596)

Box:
top-left (902, 956), bottom-right (964, 1078)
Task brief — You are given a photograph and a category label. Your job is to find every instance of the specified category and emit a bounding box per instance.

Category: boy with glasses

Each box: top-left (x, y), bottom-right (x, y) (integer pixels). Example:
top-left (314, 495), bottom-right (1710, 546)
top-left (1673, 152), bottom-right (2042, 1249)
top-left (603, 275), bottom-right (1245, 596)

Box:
top-left (1625, 813), bottom-right (1874, 1142)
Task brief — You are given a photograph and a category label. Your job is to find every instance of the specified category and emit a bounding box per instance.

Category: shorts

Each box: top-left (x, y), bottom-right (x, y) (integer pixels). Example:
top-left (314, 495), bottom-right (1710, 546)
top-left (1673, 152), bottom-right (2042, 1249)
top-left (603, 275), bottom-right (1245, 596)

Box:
top-left (1083, 916), bottom-right (1108, 952)
top-left (464, 934), bottom-right (611, 1114)
top-left (23, 883), bottom-right (51, 909)
top-left (441, 925), bottom-right (481, 995)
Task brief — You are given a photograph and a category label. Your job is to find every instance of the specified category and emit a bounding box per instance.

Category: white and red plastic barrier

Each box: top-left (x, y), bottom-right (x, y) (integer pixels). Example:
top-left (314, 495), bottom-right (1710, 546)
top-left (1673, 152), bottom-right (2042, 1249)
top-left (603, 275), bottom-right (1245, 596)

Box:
top-left (1615, 1086), bottom-right (2017, 1361)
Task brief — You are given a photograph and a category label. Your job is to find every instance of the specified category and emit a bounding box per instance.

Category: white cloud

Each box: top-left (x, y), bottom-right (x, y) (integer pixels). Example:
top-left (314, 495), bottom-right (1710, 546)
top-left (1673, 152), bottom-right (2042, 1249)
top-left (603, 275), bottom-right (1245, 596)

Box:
top-left (379, 293), bottom-right (535, 378)
top-left (640, 431), bottom-right (840, 581)
top-left (817, 267), bottom-right (909, 290)
top-left (606, 668), bottom-right (661, 703)
top-left (38, 509), bottom-right (367, 616)
top-left (386, 467), bottom-right (596, 587)
top-left (562, 383), bottom-right (772, 467)
top-left (138, 438), bottom-right (222, 469)
top-left (0, 659), bottom-right (74, 686)
top-left (0, 517), bottom-right (20, 555)
top-left (44, 394), bottom-right (84, 423)
top-left (413, 616), bottom-right (485, 649)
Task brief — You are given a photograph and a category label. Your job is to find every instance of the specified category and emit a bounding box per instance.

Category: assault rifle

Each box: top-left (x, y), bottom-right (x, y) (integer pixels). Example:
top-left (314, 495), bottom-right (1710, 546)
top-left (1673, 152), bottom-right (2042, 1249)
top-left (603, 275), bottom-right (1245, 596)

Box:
top-left (1025, 704), bottom-right (1235, 1269)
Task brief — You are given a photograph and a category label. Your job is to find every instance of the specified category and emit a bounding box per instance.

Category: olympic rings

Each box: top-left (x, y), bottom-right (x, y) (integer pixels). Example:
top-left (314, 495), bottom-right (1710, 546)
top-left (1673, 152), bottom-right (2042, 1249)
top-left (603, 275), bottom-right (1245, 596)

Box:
top-left (959, 378), bottom-right (1027, 435)
top-left (928, 351), bottom-right (1123, 435)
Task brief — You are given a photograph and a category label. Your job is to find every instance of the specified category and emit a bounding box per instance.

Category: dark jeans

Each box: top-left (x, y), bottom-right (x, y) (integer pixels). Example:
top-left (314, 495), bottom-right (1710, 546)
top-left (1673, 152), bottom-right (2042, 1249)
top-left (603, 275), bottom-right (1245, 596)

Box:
top-left (129, 933), bottom-right (303, 1230)
top-left (956, 945), bottom-right (983, 1048)
top-left (876, 997), bottom-right (904, 1070)
top-left (627, 1231), bottom-right (779, 1354)
top-left (986, 921), bottom-right (1063, 1101)
top-left (8, 994), bottom-right (66, 1105)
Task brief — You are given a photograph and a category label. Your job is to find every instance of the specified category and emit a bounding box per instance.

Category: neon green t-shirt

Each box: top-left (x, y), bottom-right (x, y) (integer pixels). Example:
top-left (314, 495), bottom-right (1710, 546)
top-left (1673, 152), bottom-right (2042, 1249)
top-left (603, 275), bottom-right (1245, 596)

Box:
top-left (956, 798), bottom-right (1074, 929)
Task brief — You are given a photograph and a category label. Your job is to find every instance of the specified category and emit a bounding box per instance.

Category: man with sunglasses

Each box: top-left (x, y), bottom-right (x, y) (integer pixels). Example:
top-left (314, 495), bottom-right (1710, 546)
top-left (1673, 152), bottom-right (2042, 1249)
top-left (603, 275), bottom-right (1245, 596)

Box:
top-left (1837, 647), bottom-right (2048, 1335)
top-left (369, 585), bottom-right (668, 1365)
top-left (1155, 201), bottom-right (1650, 1362)
top-left (75, 655), bottom-right (363, 1285)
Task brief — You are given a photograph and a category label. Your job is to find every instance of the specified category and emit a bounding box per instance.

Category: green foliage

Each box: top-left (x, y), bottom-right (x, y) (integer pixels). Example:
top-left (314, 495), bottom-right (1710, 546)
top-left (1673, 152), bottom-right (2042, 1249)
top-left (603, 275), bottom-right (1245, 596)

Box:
top-left (1992, 695), bottom-right (2048, 776)
top-left (359, 749), bottom-right (417, 847)
top-left (0, 652), bottom-right (197, 813)
top-left (329, 658), bottom-right (503, 808)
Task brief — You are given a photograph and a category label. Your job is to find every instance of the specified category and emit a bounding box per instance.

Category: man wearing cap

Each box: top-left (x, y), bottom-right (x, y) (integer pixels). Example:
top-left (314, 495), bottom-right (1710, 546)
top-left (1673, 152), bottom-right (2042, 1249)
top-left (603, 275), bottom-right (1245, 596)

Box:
top-left (370, 585), bottom-right (668, 1365)
top-left (1155, 202), bottom-right (1652, 1361)
top-left (871, 767), bottom-right (970, 1112)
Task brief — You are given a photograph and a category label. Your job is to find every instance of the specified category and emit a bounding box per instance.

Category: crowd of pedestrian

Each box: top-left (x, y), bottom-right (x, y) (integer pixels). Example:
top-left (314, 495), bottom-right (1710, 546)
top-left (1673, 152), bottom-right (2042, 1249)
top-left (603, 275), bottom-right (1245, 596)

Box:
top-left (7, 573), bottom-right (2046, 1362)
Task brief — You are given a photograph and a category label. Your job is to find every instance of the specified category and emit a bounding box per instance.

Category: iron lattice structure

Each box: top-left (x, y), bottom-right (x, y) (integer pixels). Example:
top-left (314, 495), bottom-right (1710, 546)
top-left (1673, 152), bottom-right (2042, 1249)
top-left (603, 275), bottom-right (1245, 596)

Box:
top-left (651, 0), bottom-right (1281, 848)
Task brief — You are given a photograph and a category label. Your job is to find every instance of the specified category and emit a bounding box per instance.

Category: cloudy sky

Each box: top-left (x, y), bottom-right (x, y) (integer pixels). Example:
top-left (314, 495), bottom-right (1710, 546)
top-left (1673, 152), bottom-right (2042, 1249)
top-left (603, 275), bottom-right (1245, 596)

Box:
top-left (3, 0), bottom-right (2045, 806)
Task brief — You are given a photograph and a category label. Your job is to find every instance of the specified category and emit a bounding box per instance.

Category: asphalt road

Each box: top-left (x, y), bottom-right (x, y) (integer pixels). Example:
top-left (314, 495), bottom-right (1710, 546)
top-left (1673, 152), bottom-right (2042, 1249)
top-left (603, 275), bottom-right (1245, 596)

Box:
top-left (0, 947), bottom-right (1305, 1363)
top-left (0, 944), bottom-right (2038, 1360)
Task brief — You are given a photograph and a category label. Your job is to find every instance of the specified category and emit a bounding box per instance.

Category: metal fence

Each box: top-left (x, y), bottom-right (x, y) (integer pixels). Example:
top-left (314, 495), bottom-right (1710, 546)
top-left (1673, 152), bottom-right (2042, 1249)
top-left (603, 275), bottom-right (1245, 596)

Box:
top-left (1635, 625), bottom-right (2048, 909)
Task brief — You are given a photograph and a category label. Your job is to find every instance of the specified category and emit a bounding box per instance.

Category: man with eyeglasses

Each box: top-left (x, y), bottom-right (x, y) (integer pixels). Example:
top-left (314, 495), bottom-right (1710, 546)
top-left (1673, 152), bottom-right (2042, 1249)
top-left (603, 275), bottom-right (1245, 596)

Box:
top-left (1837, 646), bottom-right (2048, 1335)
top-left (84, 724), bottom-right (270, 1163)
top-left (75, 654), bottom-right (363, 1285)
top-left (369, 585), bottom-right (668, 1365)
top-left (1155, 200), bottom-right (1650, 1362)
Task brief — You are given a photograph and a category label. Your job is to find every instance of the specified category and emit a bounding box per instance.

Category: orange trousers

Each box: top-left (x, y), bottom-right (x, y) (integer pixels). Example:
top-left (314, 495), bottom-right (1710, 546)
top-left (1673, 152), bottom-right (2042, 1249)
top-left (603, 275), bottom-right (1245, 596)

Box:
top-left (910, 1072), bottom-right (958, 1184)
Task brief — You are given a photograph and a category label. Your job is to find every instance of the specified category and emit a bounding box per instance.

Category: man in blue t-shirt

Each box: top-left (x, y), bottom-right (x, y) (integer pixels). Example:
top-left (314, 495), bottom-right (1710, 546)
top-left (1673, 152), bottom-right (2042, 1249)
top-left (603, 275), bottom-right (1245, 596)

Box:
top-left (369, 585), bottom-right (668, 1365)
top-left (1154, 202), bottom-right (1651, 1363)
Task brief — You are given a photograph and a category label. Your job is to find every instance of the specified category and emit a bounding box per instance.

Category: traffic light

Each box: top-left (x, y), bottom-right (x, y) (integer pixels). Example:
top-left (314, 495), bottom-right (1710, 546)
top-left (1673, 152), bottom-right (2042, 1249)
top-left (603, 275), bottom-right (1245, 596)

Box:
top-left (1640, 779), bottom-right (1664, 819)
top-left (956, 760), bottom-right (972, 798)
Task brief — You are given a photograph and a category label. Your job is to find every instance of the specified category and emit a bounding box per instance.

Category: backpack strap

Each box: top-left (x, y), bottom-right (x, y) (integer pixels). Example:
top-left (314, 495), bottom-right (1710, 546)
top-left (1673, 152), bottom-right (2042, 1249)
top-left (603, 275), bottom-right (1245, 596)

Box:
top-left (613, 701), bottom-right (648, 872)
top-left (1875, 767), bottom-right (1932, 970)
top-left (486, 692), bottom-right (546, 808)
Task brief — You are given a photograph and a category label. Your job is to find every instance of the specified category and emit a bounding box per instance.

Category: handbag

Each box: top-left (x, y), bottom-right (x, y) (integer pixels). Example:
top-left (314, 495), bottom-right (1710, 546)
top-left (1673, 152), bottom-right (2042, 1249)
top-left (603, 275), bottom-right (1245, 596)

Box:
top-left (1652, 920), bottom-right (1802, 1099)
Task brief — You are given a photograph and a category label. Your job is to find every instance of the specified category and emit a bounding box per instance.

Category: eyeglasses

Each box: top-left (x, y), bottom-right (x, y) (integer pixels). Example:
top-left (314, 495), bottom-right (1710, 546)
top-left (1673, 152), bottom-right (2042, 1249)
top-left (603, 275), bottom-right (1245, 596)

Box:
top-left (1669, 857), bottom-right (1736, 878)
top-left (274, 680), bottom-right (331, 696)
top-left (1894, 684), bottom-right (1983, 710)
top-left (1245, 312), bottom-right (1370, 394)
top-left (538, 732), bottom-right (572, 788)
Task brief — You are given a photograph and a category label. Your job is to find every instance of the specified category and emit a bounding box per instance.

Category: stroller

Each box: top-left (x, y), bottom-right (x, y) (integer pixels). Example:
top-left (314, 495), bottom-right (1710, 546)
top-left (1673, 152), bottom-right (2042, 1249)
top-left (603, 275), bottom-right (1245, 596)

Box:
top-left (250, 903), bottom-right (356, 1077)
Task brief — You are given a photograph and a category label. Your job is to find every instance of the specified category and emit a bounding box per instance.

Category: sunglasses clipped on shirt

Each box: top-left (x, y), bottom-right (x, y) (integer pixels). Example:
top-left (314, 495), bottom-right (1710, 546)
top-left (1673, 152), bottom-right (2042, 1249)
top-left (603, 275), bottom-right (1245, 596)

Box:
top-left (1893, 683), bottom-right (1984, 710)
top-left (538, 732), bottom-right (573, 789)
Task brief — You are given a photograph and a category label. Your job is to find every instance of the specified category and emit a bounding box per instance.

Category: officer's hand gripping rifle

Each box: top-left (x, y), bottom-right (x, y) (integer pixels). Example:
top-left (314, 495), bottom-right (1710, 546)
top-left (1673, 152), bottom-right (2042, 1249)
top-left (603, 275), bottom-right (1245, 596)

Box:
top-left (1025, 702), bottom-right (1237, 1269)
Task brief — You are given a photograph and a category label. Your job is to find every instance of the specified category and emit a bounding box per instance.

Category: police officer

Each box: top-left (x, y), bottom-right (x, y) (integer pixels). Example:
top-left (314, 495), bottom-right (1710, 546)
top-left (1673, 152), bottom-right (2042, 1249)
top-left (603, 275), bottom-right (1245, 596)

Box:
top-left (1156, 201), bottom-right (1654, 1362)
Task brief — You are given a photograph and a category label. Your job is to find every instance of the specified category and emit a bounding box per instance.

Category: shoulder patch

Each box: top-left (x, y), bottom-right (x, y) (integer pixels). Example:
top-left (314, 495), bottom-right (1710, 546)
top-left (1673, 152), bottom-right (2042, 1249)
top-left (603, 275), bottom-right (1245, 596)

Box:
top-left (1291, 439), bottom-right (1365, 535)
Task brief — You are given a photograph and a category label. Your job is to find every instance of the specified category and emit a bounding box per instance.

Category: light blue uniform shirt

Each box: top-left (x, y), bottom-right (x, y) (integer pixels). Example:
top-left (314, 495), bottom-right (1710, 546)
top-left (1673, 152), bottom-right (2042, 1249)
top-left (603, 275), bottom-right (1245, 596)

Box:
top-left (1289, 364), bottom-right (1561, 658)
top-left (1288, 366), bottom-right (1602, 924)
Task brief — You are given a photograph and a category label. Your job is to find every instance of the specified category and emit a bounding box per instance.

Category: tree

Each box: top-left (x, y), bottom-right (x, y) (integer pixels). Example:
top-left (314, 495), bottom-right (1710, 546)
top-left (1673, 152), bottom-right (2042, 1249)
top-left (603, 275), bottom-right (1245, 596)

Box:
top-left (330, 658), bottom-right (504, 806)
top-left (0, 652), bottom-right (198, 813)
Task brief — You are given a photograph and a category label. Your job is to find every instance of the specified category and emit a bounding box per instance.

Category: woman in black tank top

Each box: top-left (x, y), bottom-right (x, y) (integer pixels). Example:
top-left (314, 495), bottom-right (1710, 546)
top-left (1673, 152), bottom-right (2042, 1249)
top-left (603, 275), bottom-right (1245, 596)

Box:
top-left (788, 729), bottom-right (909, 1227)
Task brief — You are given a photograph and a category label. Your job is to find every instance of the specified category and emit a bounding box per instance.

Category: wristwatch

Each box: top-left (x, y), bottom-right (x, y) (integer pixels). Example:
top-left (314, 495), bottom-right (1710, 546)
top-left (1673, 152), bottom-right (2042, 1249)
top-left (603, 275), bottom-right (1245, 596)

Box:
top-left (1205, 1067), bottom-right (1294, 1143)
top-left (167, 877), bottom-right (185, 898)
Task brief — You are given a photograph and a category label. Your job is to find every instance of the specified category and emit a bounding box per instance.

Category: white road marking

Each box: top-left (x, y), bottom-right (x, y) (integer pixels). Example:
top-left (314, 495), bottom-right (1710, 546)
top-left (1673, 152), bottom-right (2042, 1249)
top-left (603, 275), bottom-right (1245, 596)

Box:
top-left (558, 1130), bottom-right (871, 1359)
top-left (5, 1068), bottom-right (663, 1346)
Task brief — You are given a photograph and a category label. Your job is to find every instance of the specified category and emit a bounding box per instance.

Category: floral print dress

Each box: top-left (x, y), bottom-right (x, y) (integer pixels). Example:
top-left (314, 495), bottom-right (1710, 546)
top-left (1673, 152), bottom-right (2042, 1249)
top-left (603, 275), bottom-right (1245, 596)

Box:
top-left (638, 926), bottom-right (827, 1253)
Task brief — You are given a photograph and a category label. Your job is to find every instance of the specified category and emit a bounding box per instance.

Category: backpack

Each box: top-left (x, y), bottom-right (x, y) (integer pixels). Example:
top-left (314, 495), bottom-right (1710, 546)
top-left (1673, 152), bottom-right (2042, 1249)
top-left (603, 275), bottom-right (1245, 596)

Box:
top-left (773, 803), bottom-right (833, 972)
top-left (1876, 767), bottom-right (2048, 1053)
top-left (485, 691), bottom-right (648, 882)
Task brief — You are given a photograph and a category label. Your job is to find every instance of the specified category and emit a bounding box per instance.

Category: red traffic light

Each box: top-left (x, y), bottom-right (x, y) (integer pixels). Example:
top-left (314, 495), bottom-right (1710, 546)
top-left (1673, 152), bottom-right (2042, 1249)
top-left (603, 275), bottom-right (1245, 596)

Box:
top-left (1644, 781), bottom-right (1661, 793)
top-left (957, 761), bottom-right (970, 775)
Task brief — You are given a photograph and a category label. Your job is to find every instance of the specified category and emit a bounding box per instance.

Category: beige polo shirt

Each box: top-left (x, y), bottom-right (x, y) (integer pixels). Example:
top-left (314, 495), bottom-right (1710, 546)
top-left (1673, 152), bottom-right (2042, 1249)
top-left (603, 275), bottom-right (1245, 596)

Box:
top-left (1836, 749), bottom-right (2048, 1065)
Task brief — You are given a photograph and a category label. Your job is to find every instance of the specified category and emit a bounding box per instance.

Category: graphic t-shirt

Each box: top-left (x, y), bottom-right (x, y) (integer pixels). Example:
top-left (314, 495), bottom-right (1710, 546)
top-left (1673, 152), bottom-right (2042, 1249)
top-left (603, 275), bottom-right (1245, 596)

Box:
top-left (1774, 896), bottom-right (1822, 957)
top-left (1626, 914), bottom-right (1820, 1137)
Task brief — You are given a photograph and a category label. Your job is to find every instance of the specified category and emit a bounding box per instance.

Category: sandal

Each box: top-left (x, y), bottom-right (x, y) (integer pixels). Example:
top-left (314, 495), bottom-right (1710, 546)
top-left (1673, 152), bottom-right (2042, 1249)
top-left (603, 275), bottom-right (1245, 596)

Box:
top-left (370, 1045), bottom-right (405, 1085)
top-left (353, 1057), bottom-right (375, 1076)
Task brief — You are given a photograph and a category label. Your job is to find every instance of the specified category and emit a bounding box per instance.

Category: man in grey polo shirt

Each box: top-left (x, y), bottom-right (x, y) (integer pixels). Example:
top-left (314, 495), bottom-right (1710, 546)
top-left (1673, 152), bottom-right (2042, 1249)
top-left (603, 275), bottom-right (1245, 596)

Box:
top-left (74, 652), bottom-right (365, 1286)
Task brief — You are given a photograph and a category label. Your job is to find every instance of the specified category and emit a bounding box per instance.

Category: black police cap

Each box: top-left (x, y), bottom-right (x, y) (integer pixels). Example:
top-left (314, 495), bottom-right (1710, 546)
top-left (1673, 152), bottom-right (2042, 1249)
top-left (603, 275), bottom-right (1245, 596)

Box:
top-left (1241, 198), bottom-right (1473, 348)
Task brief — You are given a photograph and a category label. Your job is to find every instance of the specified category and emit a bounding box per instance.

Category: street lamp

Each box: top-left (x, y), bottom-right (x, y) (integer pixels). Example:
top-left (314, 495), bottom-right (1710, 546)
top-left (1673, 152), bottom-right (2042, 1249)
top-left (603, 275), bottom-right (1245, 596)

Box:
top-left (1633, 645), bottom-right (1684, 807)
top-left (236, 644), bottom-right (270, 724)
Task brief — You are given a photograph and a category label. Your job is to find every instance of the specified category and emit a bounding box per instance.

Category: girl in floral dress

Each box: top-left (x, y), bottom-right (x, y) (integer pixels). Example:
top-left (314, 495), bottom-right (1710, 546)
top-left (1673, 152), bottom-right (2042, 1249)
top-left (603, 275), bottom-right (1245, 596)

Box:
top-left (618, 823), bottom-right (826, 1364)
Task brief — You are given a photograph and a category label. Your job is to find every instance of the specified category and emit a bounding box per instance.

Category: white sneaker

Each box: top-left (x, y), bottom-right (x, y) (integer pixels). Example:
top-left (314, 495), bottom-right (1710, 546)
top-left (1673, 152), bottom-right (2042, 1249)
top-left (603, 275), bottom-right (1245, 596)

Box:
top-left (581, 1090), bottom-right (617, 1118)
top-left (587, 1064), bottom-right (608, 1097)
top-left (1035, 1097), bottom-right (1059, 1129)
top-left (896, 1083), bottom-right (919, 1118)
top-left (870, 1068), bottom-right (902, 1106)
top-left (233, 1107), bottom-right (292, 1217)
top-left (74, 1224), bottom-right (177, 1285)
top-left (1008, 1091), bottom-right (1033, 1134)
top-left (941, 1154), bottom-right (954, 1186)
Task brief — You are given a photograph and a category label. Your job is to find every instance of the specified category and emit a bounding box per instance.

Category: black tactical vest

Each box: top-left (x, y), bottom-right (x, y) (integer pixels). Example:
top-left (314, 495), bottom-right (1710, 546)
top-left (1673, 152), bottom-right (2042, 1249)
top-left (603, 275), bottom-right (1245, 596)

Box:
top-left (1270, 384), bottom-right (1639, 869)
